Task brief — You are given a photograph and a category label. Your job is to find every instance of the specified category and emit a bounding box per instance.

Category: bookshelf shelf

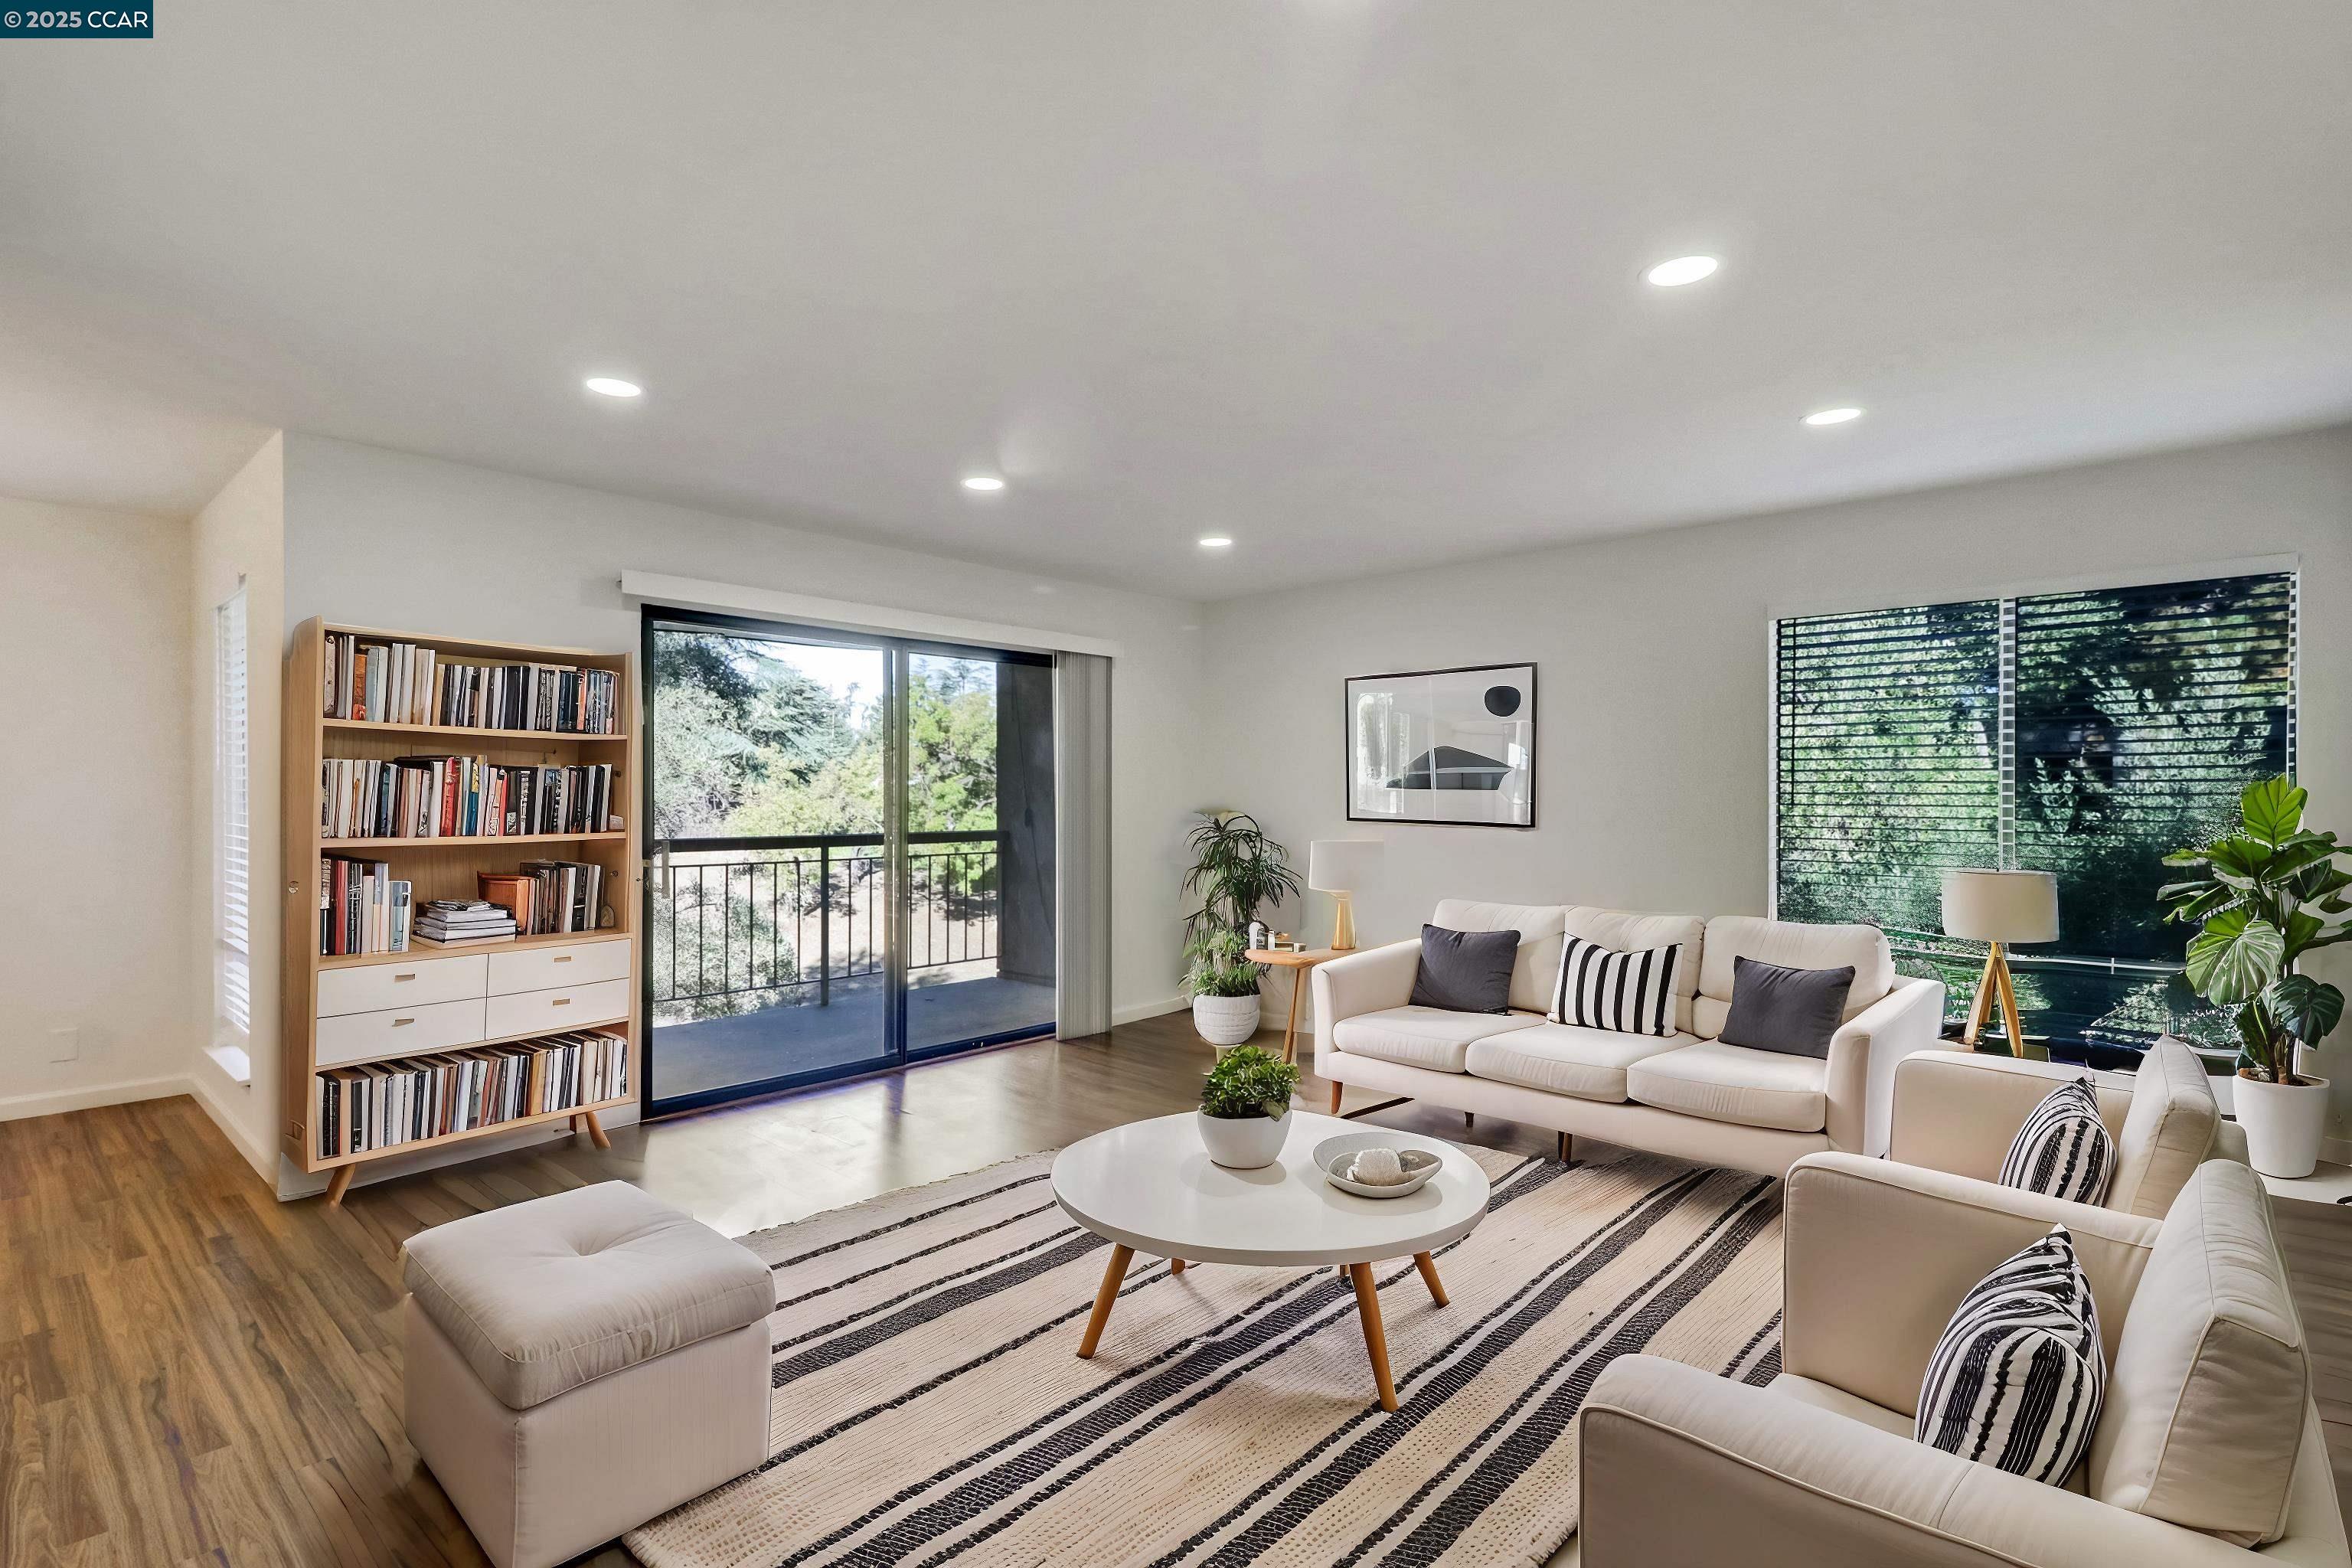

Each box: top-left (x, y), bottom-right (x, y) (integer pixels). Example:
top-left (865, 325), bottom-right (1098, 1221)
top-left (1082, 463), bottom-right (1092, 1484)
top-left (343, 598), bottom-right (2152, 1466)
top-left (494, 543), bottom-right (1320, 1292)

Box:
top-left (285, 616), bottom-right (642, 1206)
top-left (317, 928), bottom-right (631, 970)
top-left (318, 831), bottom-right (628, 850)
top-left (325, 717), bottom-right (629, 743)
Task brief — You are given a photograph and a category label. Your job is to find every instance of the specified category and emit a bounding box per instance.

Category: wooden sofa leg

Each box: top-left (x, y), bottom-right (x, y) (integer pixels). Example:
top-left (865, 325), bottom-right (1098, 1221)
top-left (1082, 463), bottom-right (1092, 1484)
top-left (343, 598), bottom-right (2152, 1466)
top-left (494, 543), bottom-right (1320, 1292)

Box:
top-left (1557, 1131), bottom-right (1572, 1165)
top-left (1330, 1083), bottom-right (1344, 1114)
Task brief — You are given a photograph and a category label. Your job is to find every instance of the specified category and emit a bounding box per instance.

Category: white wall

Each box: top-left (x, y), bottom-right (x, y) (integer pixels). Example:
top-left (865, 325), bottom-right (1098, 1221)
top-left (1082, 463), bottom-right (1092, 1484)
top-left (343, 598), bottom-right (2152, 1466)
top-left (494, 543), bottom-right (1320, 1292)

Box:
top-left (278, 431), bottom-right (1208, 1035)
top-left (1204, 426), bottom-right (2352, 1127)
top-left (0, 496), bottom-right (193, 1119)
top-left (186, 436), bottom-right (286, 1178)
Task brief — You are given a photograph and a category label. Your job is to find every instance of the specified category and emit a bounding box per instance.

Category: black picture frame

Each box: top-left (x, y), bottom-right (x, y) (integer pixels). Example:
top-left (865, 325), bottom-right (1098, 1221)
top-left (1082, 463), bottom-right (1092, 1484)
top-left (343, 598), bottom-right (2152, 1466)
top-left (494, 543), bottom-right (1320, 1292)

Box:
top-left (1344, 662), bottom-right (1537, 828)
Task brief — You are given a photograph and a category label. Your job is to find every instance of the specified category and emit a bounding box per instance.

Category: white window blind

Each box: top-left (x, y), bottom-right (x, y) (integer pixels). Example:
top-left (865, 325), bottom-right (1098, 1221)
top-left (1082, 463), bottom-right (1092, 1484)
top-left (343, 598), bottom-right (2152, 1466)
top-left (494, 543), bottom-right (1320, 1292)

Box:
top-left (216, 586), bottom-right (251, 1038)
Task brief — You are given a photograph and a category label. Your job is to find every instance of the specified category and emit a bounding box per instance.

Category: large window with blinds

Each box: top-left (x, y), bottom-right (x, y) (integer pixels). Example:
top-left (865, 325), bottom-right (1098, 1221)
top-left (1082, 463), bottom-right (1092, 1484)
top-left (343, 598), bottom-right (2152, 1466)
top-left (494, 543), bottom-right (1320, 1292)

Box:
top-left (1773, 570), bottom-right (2295, 1058)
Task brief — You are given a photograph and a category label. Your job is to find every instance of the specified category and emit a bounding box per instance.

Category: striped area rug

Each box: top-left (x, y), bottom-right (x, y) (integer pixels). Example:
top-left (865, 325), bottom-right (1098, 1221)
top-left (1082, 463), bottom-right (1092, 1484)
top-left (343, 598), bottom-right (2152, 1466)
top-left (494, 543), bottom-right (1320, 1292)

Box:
top-left (626, 1144), bottom-right (1783, 1568)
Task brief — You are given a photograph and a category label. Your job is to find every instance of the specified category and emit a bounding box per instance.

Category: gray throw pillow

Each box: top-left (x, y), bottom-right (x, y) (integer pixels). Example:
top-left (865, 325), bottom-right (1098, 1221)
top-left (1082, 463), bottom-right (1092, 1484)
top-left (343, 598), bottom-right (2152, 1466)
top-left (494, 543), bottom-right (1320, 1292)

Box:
top-left (1410, 925), bottom-right (1519, 1014)
top-left (1718, 955), bottom-right (1855, 1057)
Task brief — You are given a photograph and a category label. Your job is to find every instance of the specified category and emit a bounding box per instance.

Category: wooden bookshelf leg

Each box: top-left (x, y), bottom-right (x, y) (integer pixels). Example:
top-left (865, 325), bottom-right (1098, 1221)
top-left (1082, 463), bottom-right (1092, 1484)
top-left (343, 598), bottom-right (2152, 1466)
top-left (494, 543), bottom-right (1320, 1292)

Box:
top-left (324, 1167), bottom-right (356, 1208)
top-left (574, 1110), bottom-right (612, 1150)
top-left (1076, 1243), bottom-right (1133, 1359)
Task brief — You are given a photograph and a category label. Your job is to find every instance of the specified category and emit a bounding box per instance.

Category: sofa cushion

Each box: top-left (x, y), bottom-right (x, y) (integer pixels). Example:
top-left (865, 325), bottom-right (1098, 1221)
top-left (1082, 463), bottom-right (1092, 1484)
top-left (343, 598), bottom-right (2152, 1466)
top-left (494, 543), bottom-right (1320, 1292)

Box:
top-left (1916, 1224), bottom-right (2105, 1486)
top-left (1695, 916), bottom-right (1893, 1037)
top-left (1548, 934), bottom-right (1687, 1037)
top-left (1563, 907), bottom-right (1705, 1034)
top-left (1329, 1004), bottom-right (1541, 1074)
top-left (1409, 924), bottom-right (1518, 1013)
top-left (1999, 1078), bottom-right (2115, 1206)
top-left (400, 1181), bottom-right (775, 1410)
top-left (2108, 1037), bottom-right (2219, 1218)
top-left (1464, 1021), bottom-right (1696, 1102)
top-left (1625, 1040), bottom-right (1828, 1132)
top-left (2088, 1159), bottom-right (2308, 1546)
top-left (1717, 955), bottom-right (1855, 1058)
top-left (1766, 1373), bottom-right (1917, 1439)
top-left (1432, 900), bottom-right (1567, 1014)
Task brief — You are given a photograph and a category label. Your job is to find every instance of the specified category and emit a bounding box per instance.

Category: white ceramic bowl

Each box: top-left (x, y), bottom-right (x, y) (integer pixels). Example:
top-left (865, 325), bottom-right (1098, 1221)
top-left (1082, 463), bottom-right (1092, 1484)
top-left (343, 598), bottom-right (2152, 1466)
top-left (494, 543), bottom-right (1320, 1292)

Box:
top-left (1312, 1132), bottom-right (1442, 1198)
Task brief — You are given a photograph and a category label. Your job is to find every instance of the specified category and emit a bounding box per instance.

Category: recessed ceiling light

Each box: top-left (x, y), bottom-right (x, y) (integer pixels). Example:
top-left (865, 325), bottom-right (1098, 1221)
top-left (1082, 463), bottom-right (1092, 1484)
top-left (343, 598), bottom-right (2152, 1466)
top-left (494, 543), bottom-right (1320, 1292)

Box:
top-left (1644, 255), bottom-right (1719, 288)
top-left (1197, 535), bottom-right (1234, 550)
top-left (583, 376), bottom-right (642, 398)
top-left (1802, 407), bottom-right (1864, 426)
top-left (962, 475), bottom-right (1005, 492)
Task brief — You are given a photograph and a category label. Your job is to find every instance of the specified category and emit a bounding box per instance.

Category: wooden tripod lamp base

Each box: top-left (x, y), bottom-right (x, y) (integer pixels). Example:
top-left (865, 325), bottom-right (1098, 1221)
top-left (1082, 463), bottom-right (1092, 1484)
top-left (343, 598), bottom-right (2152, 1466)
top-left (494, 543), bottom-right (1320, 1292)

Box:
top-left (1962, 941), bottom-right (2028, 1054)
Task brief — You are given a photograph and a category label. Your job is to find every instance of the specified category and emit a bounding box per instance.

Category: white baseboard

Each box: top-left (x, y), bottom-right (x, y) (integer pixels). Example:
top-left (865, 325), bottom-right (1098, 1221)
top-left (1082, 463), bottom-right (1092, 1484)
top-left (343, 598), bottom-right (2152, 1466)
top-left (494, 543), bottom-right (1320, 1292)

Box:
top-left (1112, 996), bottom-right (1187, 1026)
top-left (186, 1070), bottom-right (277, 1182)
top-left (0, 1073), bottom-right (192, 1125)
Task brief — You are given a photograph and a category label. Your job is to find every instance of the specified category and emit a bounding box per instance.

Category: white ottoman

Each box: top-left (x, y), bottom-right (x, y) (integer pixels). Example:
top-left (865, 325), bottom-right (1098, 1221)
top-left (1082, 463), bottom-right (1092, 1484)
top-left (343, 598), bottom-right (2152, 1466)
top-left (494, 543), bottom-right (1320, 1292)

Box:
top-left (400, 1181), bottom-right (773, 1568)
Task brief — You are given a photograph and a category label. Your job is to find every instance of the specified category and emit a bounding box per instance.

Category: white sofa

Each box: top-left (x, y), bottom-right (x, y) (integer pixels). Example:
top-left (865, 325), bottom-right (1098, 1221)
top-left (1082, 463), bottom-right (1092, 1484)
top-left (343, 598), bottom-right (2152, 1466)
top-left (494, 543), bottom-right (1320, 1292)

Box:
top-left (1309, 899), bottom-right (1945, 1177)
top-left (1578, 1151), bottom-right (2346, 1566)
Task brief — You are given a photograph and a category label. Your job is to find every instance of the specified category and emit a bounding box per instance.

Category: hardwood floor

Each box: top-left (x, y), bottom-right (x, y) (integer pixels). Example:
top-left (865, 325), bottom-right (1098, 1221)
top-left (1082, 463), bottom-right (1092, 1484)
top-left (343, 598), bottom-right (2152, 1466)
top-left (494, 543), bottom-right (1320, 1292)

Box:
top-left (3, 1013), bottom-right (2348, 1565)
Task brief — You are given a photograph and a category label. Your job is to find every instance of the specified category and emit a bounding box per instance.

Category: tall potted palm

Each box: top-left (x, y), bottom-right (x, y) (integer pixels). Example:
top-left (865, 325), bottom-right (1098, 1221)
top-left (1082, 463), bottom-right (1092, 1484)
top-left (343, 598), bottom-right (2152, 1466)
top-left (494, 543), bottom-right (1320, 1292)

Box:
top-left (2161, 776), bottom-right (2352, 1176)
top-left (1181, 812), bottom-right (1302, 1047)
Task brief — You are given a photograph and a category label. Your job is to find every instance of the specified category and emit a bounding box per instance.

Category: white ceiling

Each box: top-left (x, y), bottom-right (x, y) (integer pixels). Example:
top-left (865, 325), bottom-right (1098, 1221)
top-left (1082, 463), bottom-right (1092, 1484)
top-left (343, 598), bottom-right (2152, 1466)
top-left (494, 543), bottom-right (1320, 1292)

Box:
top-left (3, 2), bottom-right (2349, 594)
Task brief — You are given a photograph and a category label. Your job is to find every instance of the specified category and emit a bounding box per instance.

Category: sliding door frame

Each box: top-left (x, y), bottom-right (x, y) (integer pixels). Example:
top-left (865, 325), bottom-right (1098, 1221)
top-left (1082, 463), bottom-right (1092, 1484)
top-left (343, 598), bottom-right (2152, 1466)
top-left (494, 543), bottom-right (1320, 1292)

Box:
top-left (639, 604), bottom-right (1054, 1116)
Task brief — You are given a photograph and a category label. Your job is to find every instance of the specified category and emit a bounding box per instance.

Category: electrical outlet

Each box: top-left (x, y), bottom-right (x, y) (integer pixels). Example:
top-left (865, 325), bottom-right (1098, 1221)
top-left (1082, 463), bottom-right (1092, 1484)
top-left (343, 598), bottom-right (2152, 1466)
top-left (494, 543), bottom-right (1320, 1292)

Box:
top-left (48, 1026), bottom-right (79, 1063)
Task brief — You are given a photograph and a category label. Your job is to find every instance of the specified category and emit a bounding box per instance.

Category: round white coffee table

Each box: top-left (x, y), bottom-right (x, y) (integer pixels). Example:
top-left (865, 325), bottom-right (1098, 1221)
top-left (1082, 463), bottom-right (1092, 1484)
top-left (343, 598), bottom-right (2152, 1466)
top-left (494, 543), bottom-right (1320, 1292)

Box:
top-left (1050, 1111), bottom-right (1489, 1411)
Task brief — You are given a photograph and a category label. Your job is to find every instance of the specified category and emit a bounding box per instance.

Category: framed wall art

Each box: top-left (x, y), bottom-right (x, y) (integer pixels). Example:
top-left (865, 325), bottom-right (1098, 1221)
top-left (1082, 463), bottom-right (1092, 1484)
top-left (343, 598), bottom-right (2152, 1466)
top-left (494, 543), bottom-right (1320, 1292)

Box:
top-left (1344, 663), bottom-right (1535, 828)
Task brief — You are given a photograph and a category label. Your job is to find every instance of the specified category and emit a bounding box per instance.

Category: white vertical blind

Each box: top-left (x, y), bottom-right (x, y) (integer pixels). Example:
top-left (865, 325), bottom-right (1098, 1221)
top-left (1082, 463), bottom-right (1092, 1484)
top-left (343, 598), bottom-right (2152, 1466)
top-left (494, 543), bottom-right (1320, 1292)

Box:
top-left (217, 586), bottom-right (251, 1037)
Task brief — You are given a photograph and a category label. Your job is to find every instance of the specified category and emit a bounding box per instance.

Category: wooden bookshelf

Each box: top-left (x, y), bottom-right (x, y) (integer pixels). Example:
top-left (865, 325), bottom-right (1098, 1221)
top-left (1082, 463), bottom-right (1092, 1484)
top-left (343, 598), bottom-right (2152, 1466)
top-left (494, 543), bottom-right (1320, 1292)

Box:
top-left (283, 617), bottom-right (642, 1205)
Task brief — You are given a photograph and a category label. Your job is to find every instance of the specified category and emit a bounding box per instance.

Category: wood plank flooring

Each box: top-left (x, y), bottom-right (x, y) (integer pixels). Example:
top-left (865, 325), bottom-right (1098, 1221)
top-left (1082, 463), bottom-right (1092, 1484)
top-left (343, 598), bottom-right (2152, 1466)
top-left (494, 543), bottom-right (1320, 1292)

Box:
top-left (2, 1013), bottom-right (2347, 1565)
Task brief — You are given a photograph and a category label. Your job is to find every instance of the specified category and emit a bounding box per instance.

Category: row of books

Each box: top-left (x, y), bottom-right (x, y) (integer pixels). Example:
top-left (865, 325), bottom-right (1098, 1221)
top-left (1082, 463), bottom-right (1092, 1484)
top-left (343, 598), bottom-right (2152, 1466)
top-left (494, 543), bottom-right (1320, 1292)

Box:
top-left (319, 857), bottom-right (413, 956)
top-left (322, 632), bottom-right (621, 735)
top-left (315, 1030), bottom-right (629, 1159)
top-left (481, 863), bottom-right (607, 936)
top-left (321, 757), bottom-right (616, 841)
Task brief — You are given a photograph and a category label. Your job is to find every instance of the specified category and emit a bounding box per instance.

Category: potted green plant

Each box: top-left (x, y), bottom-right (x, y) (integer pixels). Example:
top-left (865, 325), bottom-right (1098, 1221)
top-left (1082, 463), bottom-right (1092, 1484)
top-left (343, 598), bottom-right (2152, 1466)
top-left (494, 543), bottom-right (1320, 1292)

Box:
top-left (2161, 776), bottom-right (2351, 1177)
top-left (1197, 1044), bottom-right (1302, 1168)
top-left (1182, 812), bottom-right (1303, 1047)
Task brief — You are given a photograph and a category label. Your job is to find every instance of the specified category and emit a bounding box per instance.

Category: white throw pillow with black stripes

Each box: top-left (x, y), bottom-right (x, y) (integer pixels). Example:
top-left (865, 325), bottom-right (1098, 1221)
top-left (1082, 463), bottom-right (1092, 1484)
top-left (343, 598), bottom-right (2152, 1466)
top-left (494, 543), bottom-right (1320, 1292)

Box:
top-left (1998, 1078), bottom-right (2114, 1205)
top-left (1916, 1225), bottom-right (2105, 1485)
top-left (1550, 934), bottom-right (1682, 1037)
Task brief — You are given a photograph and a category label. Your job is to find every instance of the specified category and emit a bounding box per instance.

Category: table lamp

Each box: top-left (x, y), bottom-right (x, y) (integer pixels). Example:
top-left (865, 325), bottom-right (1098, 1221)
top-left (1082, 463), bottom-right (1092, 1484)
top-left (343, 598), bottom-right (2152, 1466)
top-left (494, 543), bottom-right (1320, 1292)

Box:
top-left (1308, 840), bottom-right (1383, 951)
top-left (1940, 869), bottom-right (2059, 1054)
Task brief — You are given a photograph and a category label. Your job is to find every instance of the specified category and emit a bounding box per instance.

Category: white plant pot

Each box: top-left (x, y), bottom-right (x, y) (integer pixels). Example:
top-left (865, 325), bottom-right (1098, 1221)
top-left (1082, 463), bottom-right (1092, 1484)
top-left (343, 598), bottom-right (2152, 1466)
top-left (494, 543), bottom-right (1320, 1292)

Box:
top-left (2236, 1071), bottom-right (2331, 1179)
top-left (1191, 993), bottom-right (1261, 1047)
top-left (1197, 1108), bottom-right (1292, 1170)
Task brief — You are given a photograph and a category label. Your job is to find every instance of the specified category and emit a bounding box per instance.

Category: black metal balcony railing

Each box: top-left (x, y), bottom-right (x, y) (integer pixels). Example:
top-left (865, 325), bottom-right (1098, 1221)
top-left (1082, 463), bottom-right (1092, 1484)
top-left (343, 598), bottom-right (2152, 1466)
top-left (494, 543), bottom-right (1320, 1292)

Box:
top-left (651, 831), bottom-right (1001, 1015)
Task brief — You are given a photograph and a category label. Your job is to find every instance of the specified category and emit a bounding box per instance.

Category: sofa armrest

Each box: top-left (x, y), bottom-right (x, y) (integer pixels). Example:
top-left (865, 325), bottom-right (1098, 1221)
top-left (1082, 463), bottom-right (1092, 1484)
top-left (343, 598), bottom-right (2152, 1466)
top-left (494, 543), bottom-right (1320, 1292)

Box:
top-left (1782, 1152), bottom-right (2161, 1415)
top-left (1823, 975), bottom-right (1946, 1155)
top-left (1579, 1355), bottom-right (2265, 1568)
top-left (1310, 939), bottom-right (1420, 1070)
top-left (1887, 1050), bottom-right (2115, 1182)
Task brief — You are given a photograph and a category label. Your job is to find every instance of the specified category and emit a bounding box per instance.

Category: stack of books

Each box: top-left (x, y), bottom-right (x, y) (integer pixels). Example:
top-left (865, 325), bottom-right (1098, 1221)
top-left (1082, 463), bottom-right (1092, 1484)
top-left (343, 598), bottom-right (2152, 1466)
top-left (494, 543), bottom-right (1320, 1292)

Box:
top-left (319, 757), bottom-right (616, 840)
top-left (314, 1029), bottom-right (629, 1158)
top-left (415, 900), bottom-right (518, 945)
top-left (517, 859), bottom-right (606, 934)
top-left (321, 632), bottom-right (619, 734)
top-left (318, 857), bottom-right (411, 956)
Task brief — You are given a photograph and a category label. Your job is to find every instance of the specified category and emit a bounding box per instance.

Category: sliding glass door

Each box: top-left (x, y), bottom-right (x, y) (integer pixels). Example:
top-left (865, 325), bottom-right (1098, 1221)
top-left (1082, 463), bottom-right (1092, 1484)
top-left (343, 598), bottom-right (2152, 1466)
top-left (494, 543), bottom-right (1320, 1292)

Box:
top-left (641, 609), bottom-right (1055, 1114)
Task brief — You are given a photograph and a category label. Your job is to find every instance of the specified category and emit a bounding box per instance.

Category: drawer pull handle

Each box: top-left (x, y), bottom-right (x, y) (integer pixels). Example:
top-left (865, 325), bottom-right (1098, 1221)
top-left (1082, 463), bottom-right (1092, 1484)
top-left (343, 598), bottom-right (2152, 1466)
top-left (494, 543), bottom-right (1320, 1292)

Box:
top-left (393, 1018), bottom-right (415, 1027)
top-left (552, 955), bottom-right (573, 963)
top-left (393, 972), bottom-right (417, 982)
top-left (550, 998), bottom-right (571, 1007)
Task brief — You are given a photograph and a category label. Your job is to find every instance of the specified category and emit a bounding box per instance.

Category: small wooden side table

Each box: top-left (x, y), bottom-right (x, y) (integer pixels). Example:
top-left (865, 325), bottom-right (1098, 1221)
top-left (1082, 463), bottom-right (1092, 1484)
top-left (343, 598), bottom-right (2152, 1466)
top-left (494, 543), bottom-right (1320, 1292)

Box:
top-left (1246, 946), bottom-right (1346, 1064)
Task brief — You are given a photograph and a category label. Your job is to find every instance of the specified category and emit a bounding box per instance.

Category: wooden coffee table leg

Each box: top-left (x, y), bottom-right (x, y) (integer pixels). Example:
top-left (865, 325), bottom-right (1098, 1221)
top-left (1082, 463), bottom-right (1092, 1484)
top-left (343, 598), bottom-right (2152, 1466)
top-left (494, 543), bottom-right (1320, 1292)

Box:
top-left (1413, 1251), bottom-right (1449, 1307)
top-left (1076, 1243), bottom-right (1134, 1359)
top-left (1347, 1262), bottom-right (1400, 1412)
top-left (1169, 1257), bottom-right (1186, 1275)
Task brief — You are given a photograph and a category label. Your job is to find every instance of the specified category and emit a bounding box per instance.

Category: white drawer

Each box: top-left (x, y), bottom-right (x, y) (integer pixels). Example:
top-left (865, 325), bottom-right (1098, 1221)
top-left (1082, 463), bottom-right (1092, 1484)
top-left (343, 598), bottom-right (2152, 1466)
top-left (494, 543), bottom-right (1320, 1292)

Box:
top-left (486, 978), bottom-right (632, 1038)
top-left (316, 997), bottom-right (486, 1068)
top-left (487, 939), bottom-right (632, 996)
top-left (316, 954), bottom-right (488, 1019)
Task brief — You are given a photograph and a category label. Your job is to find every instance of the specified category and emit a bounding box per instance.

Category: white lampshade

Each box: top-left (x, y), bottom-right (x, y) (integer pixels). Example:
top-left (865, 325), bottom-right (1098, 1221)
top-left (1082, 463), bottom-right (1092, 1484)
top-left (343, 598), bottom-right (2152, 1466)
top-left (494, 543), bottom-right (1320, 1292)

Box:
top-left (1308, 839), bottom-right (1383, 893)
top-left (1941, 869), bottom-right (2059, 944)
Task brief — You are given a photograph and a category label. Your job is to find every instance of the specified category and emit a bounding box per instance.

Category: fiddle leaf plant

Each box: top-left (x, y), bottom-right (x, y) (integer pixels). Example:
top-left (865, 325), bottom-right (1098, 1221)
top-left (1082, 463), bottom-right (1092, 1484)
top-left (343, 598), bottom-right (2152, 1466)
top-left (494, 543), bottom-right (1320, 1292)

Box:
top-left (1199, 1045), bottom-right (1299, 1121)
top-left (2160, 776), bottom-right (2352, 1084)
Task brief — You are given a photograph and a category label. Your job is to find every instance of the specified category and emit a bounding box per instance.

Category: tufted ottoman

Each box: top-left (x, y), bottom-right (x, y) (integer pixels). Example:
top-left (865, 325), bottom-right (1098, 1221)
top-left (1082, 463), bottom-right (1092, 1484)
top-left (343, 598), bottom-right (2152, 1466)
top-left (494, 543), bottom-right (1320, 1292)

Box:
top-left (400, 1181), bottom-right (773, 1568)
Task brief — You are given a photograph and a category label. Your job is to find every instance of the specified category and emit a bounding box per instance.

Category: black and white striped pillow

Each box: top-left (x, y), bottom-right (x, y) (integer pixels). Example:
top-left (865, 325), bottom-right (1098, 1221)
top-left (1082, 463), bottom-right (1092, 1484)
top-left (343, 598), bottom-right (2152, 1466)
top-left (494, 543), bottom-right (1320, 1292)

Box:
top-left (1549, 936), bottom-right (1681, 1037)
top-left (1998, 1078), bottom-right (2113, 1205)
top-left (1916, 1225), bottom-right (2105, 1484)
